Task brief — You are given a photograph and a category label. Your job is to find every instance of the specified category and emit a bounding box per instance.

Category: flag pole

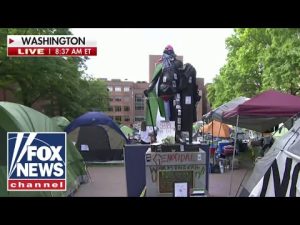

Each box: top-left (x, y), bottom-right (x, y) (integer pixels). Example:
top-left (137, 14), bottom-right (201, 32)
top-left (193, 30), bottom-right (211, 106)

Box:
top-left (229, 115), bottom-right (239, 196)
top-left (146, 96), bottom-right (157, 140)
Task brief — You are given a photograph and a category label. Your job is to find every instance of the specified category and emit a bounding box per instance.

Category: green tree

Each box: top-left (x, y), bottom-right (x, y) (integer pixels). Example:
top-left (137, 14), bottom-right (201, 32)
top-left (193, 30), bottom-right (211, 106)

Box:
top-left (0, 28), bottom-right (109, 120)
top-left (262, 28), bottom-right (300, 95)
top-left (207, 28), bottom-right (299, 108)
top-left (0, 28), bottom-right (82, 106)
top-left (206, 83), bottom-right (215, 107)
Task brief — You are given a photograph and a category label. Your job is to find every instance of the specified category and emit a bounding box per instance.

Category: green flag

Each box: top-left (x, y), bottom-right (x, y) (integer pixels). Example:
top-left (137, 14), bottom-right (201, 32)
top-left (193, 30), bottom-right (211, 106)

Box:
top-left (145, 63), bottom-right (165, 126)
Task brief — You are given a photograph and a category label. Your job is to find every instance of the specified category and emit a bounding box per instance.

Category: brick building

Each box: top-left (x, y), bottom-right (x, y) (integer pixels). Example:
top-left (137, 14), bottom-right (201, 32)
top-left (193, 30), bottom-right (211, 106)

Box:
top-left (101, 78), bottom-right (149, 126)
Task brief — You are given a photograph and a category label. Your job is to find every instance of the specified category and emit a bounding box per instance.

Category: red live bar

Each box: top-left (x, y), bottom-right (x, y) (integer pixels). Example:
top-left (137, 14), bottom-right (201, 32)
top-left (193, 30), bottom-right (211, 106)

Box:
top-left (8, 179), bottom-right (66, 191)
top-left (7, 47), bottom-right (97, 56)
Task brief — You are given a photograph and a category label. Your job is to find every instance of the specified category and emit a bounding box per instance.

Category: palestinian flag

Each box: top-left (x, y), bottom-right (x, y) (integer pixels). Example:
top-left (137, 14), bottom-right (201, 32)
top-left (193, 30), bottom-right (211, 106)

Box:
top-left (145, 63), bottom-right (165, 126)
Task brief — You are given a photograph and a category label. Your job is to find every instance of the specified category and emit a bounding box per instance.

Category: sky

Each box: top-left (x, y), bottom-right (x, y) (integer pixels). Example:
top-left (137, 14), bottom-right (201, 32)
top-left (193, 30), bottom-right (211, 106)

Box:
top-left (71, 28), bottom-right (234, 84)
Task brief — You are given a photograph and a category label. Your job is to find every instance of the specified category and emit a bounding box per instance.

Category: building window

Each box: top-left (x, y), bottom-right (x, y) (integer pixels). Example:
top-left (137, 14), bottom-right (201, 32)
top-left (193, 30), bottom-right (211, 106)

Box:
top-left (114, 106), bottom-right (122, 112)
top-left (135, 116), bottom-right (144, 122)
top-left (124, 116), bottom-right (130, 122)
top-left (108, 86), bottom-right (113, 92)
top-left (115, 116), bottom-right (122, 122)
top-left (124, 106), bottom-right (130, 111)
top-left (108, 106), bottom-right (113, 112)
top-left (115, 97), bottom-right (122, 102)
top-left (115, 86), bottom-right (122, 92)
top-left (124, 97), bottom-right (130, 102)
top-left (124, 87), bottom-right (130, 92)
top-left (135, 94), bottom-right (144, 111)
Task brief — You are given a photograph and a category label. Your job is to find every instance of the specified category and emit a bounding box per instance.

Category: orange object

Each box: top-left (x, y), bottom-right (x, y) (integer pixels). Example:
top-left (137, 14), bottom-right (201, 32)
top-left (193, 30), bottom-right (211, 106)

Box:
top-left (202, 120), bottom-right (231, 138)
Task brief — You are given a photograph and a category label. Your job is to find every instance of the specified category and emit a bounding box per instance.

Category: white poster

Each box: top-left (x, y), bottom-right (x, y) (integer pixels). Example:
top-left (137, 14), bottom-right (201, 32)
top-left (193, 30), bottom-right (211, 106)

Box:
top-left (174, 182), bottom-right (189, 197)
top-left (185, 96), bottom-right (191, 104)
top-left (81, 144), bottom-right (89, 151)
top-left (156, 121), bottom-right (175, 143)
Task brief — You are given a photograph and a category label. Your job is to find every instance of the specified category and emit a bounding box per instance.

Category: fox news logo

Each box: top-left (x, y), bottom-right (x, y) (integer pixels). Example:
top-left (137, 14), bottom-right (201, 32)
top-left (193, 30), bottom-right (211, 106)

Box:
top-left (7, 132), bottom-right (66, 191)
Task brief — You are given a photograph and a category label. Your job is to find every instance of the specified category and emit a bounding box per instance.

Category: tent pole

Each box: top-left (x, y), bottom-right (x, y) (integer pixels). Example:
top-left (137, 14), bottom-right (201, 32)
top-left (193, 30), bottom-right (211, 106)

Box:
top-left (229, 115), bottom-right (239, 197)
top-left (217, 121), bottom-right (223, 166)
top-left (81, 160), bottom-right (93, 182)
top-left (211, 120), bottom-right (214, 149)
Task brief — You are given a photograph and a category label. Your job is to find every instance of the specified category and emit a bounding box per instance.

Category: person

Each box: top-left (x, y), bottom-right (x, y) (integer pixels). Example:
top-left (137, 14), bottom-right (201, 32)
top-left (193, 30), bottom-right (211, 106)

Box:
top-left (139, 121), bottom-right (151, 144)
top-left (260, 131), bottom-right (274, 156)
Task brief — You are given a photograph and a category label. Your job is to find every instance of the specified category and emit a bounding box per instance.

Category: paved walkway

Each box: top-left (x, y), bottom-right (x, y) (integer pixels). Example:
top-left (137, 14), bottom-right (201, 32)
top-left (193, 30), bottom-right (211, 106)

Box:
top-left (74, 164), bottom-right (252, 197)
top-left (209, 169), bottom-right (250, 197)
top-left (74, 165), bottom-right (127, 197)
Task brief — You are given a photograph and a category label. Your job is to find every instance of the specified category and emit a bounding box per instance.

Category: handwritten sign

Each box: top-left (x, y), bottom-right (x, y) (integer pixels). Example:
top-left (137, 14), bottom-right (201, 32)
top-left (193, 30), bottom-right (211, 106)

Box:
top-left (156, 121), bottom-right (175, 143)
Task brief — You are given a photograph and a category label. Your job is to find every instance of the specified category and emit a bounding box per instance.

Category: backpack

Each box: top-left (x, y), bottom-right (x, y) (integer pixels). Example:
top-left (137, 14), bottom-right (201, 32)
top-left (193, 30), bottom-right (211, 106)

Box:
top-left (158, 59), bottom-right (183, 99)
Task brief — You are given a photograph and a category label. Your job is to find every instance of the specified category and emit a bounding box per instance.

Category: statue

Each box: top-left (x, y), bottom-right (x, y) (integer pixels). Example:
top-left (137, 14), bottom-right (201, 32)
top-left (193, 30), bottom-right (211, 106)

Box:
top-left (144, 45), bottom-right (201, 143)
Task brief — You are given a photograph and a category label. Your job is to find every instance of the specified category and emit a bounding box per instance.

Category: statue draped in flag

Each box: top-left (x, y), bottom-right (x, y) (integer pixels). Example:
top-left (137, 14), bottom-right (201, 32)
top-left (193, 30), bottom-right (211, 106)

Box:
top-left (144, 45), bottom-right (201, 143)
top-left (144, 45), bottom-right (183, 126)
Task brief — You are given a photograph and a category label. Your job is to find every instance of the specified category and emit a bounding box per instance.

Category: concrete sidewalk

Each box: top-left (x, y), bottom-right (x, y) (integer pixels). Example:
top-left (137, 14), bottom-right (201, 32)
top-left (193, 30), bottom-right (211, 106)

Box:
top-left (74, 165), bottom-right (127, 197)
top-left (74, 164), bottom-right (252, 197)
top-left (209, 169), bottom-right (250, 197)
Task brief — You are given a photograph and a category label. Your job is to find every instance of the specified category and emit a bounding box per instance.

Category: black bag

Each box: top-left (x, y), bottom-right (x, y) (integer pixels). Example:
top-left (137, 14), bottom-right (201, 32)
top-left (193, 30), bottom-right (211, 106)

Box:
top-left (158, 67), bottom-right (178, 97)
top-left (158, 59), bottom-right (183, 98)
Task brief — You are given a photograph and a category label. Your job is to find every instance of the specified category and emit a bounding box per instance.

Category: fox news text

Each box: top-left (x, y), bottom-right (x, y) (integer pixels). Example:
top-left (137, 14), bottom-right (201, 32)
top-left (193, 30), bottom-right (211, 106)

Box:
top-left (7, 132), bottom-right (67, 191)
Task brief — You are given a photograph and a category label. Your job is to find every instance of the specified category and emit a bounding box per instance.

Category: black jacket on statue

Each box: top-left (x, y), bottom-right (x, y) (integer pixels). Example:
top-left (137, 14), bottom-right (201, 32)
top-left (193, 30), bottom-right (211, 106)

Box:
top-left (180, 63), bottom-right (201, 132)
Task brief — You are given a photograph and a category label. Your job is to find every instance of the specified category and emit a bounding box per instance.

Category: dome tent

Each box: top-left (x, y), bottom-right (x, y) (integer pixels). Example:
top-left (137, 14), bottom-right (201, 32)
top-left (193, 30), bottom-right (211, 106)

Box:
top-left (65, 112), bottom-right (128, 162)
top-left (0, 102), bottom-right (88, 197)
top-left (120, 124), bottom-right (134, 138)
top-left (51, 116), bottom-right (70, 130)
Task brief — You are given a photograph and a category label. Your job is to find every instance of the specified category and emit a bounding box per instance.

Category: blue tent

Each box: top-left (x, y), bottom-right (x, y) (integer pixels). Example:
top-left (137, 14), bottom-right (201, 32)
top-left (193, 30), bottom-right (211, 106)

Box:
top-left (66, 112), bottom-right (128, 162)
